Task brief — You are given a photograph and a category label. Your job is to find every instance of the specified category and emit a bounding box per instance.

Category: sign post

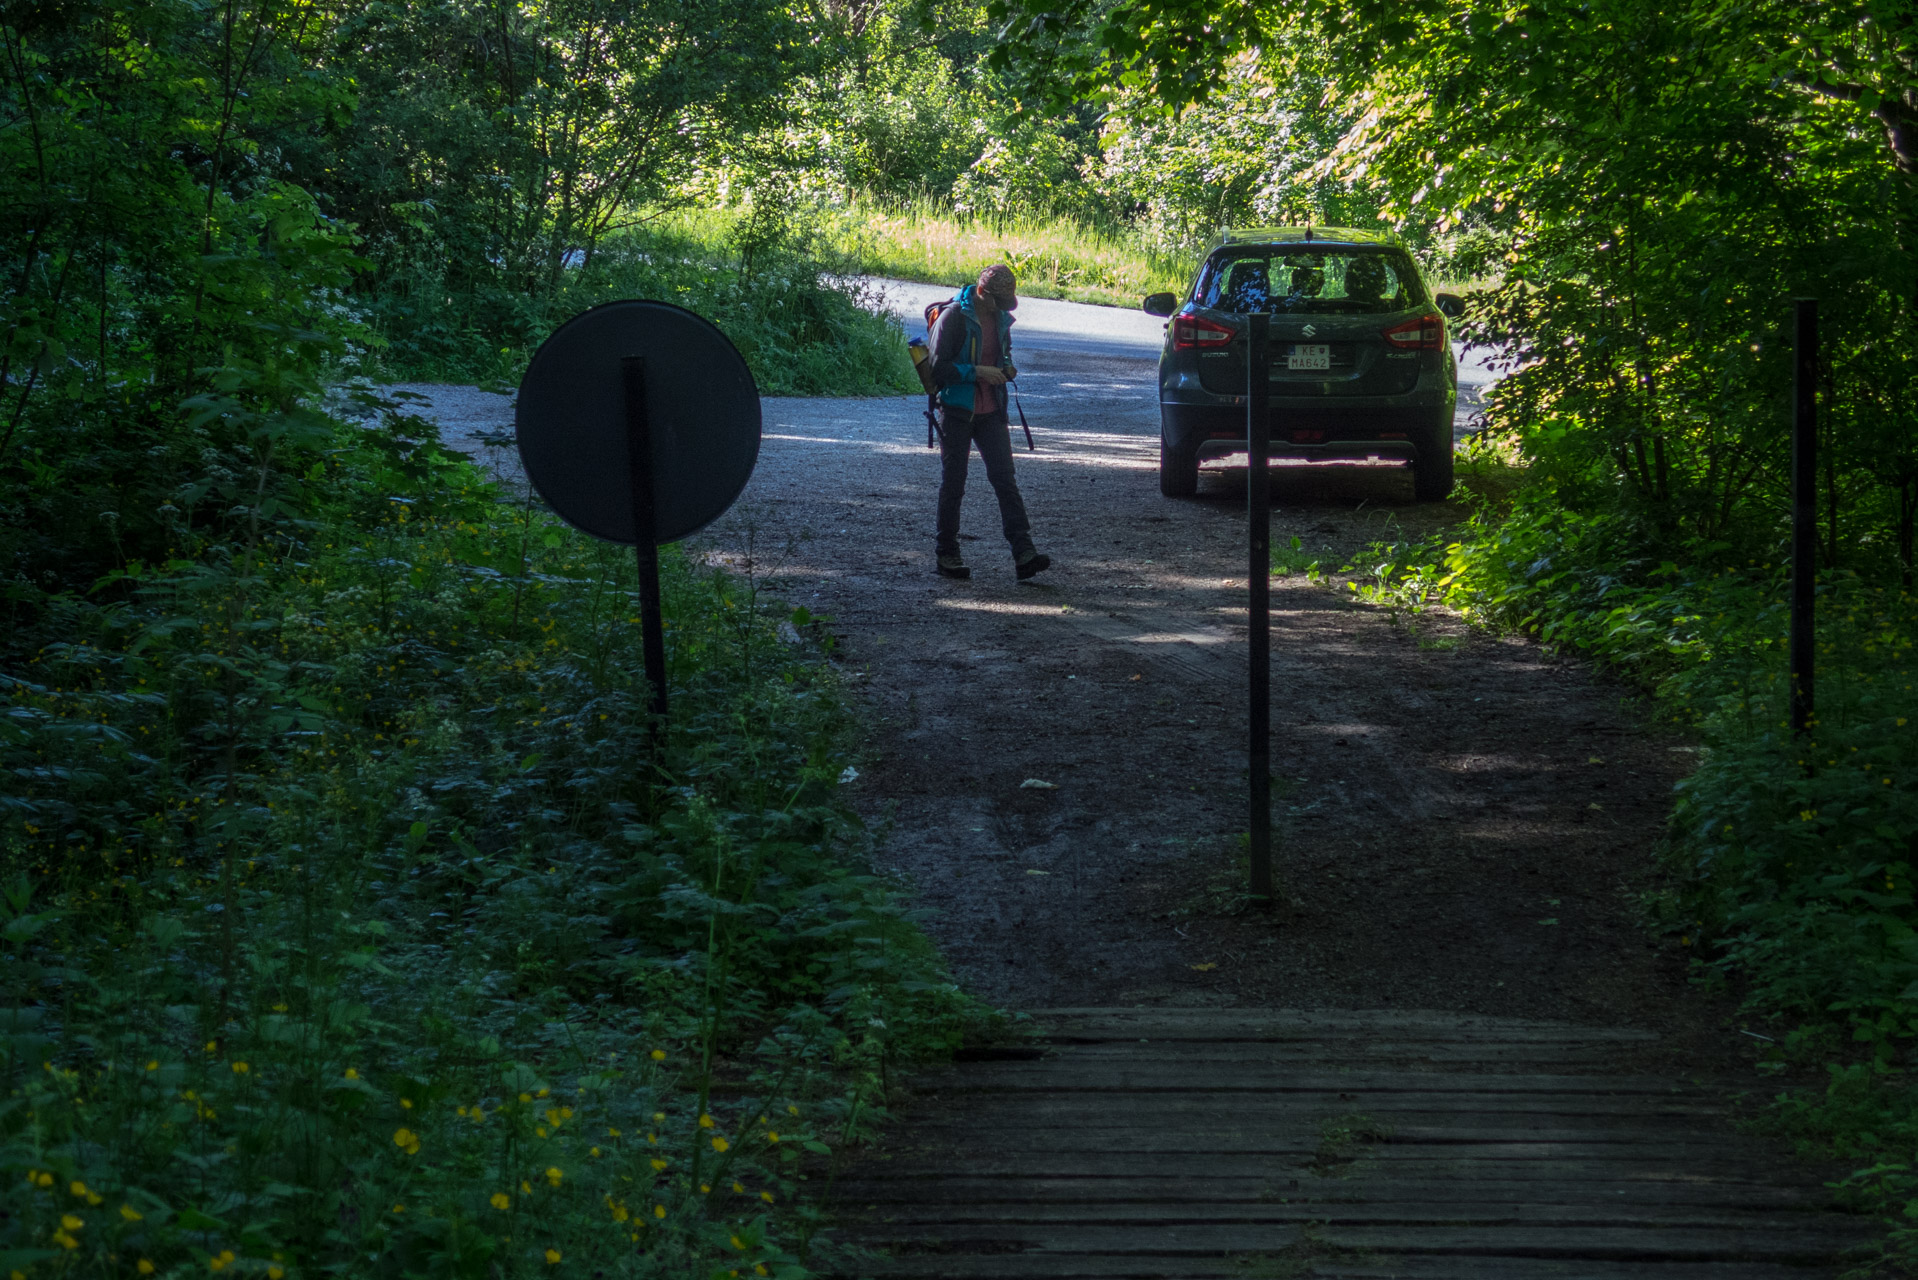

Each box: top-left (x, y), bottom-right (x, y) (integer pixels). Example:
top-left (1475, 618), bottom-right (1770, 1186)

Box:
top-left (1247, 312), bottom-right (1274, 908)
top-left (1790, 299), bottom-right (1817, 738)
top-left (516, 301), bottom-right (762, 724)
top-left (620, 356), bottom-right (668, 720)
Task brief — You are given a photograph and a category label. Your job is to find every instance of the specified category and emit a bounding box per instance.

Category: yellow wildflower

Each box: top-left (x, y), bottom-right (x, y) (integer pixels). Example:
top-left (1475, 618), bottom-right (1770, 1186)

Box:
top-left (69, 1181), bottom-right (88, 1198)
top-left (545, 1248), bottom-right (562, 1264)
top-left (654, 1205), bottom-right (666, 1219)
top-left (138, 1263), bottom-right (156, 1276)
top-left (231, 1062), bottom-right (249, 1074)
top-left (545, 1167), bottom-right (563, 1187)
top-left (490, 1193), bottom-right (510, 1210)
top-left (650, 1049), bottom-right (666, 1061)
top-left (711, 1137), bottom-right (729, 1153)
top-left (699, 1114), bottom-right (714, 1129)
top-left (120, 1205), bottom-right (144, 1222)
top-left (61, 1214), bottom-right (83, 1231)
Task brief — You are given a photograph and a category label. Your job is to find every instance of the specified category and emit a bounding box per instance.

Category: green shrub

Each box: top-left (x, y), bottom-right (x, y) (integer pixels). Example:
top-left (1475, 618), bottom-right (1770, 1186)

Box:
top-left (0, 398), bottom-right (984, 1279)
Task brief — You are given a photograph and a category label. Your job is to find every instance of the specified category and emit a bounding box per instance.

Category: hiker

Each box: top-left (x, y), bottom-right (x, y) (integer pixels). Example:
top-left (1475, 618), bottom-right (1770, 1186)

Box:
top-left (925, 264), bottom-right (1051, 581)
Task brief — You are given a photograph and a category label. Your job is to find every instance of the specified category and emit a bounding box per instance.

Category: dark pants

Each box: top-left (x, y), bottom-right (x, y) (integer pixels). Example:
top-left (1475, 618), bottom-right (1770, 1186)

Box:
top-left (937, 407), bottom-right (1033, 558)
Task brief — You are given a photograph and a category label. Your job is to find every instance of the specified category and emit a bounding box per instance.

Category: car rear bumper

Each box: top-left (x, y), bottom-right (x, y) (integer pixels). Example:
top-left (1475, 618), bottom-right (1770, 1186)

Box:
top-left (1163, 402), bottom-right (1451, 460)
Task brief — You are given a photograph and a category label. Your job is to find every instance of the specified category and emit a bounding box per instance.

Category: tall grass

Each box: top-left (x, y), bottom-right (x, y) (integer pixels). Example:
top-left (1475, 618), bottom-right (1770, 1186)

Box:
top-left (792, 196), bottom-right (1191, 308)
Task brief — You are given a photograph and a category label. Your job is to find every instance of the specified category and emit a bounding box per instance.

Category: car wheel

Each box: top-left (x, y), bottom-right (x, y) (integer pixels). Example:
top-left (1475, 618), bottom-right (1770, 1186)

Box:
top-left (1160, 432), bottom-right (1198, 497)
top-left (1412, 426), bottom-right (1455, 502)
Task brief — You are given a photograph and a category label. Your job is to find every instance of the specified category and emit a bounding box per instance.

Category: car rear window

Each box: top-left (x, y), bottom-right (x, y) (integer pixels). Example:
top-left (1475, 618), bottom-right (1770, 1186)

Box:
top-left (1193, 248), bottom-right (1426, 315)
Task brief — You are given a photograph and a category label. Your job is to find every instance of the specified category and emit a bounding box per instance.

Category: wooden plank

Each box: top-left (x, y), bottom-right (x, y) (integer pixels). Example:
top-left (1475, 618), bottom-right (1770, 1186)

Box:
top-left (832, 1254), bottom-right (1841, 1280)
top-left (875, 1133), bottom-right (1762, 1158)
top-left (1032, 1009), bottom-right (1661, 1038)
top-left (828, 1008), bottom-right (1875, 1277)
top-left (828, 1176), bottom-right (1843, 1210)
top-left (838, 1152), bottom-right (1826, 1180)
top-left (908, 1067), bottom-right (1702, 1095)
top-left (890, 1120), bottom-right (1746, 1143)
top-left (844, 1200), bottom-right (1866, 1231)
top-left (835, 1257), bottom-right (1837, 1280)
top-left (1027, 1043), bottom-right (1651, 1065)
top-left (883, 1093), bottom-right (1729, 1120)
top-left (840, 1221), bottom-right (1859, 1261)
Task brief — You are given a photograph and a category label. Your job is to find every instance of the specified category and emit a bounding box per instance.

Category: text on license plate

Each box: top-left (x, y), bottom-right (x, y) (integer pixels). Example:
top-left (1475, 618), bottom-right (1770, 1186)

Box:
top-left (1288, 344), bottom-right (1331, 371)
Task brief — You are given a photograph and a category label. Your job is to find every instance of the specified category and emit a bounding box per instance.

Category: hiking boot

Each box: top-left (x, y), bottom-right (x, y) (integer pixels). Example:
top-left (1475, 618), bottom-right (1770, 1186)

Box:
top-left (1015, 549), bottom-right (1052, 581)
top-left (937, 552), bottom-right (971, 579)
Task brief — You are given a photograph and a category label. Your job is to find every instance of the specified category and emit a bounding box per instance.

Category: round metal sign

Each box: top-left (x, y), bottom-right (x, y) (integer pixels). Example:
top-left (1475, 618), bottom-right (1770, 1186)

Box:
top-left (516, 300), bottom-right (761, 544)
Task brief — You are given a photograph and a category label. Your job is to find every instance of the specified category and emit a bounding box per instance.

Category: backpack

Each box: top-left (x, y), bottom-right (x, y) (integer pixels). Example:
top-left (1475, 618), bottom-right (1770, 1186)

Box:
top-left (906, 297), bottom-right (1032, 451)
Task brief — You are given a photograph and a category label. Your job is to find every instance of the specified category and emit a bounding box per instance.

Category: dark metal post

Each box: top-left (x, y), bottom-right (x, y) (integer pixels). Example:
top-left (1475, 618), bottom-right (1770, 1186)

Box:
top-left (622, 355), bottom-right (668, 722)
top-left (1247, 313), bottom-right (1273, 907)
top-left (1790, 300), bottom-right (1817, 737)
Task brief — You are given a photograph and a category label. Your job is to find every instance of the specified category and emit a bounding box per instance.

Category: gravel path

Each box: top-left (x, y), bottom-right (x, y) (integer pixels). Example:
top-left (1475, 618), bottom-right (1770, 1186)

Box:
top-left (397, 312), bottom-right (1708, 1042)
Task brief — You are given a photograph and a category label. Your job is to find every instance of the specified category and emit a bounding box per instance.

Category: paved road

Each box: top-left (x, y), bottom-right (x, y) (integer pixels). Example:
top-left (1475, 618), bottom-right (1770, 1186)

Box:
top-left (865, 275), bottom-right (1500, 427)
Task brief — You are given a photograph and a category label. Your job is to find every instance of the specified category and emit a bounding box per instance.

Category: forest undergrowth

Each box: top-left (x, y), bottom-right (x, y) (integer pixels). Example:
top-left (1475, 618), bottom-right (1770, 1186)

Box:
top-left (0, 396), bottom-right (987, 1279)
top-left (367, 216), bottom-right (919, 399)
top-left (1316, 449), bottom-right (1918, 1268)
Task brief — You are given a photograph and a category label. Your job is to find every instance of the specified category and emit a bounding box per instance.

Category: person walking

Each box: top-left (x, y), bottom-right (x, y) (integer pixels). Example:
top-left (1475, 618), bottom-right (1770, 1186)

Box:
top-left (926, 264), bottom-right (1051, 581)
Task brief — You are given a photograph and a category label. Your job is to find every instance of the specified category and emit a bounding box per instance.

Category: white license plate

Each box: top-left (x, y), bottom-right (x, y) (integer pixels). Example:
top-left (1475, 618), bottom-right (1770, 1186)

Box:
top-left (1288, 344), bottom-right (1331, 371)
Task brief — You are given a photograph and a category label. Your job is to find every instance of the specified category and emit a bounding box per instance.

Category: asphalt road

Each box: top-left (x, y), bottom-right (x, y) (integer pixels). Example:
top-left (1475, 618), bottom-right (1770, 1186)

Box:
top-left (865, 275), bottom-right (1500, 428)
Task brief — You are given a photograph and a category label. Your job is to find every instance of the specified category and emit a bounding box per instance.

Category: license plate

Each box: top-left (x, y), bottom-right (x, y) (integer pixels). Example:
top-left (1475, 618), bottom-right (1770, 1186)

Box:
top-left (1288, 344), bottom-right (1331, 371)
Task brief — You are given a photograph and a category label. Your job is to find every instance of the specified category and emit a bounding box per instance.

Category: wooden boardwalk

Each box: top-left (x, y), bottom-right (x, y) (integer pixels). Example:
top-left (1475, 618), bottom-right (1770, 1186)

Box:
top-left (828, 1008), bottom-right (1875, 1279)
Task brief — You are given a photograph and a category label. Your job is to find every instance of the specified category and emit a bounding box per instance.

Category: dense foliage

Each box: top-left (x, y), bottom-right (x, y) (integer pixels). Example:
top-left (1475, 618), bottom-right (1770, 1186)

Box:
top-left (0, 5), bottom-right (980, 1277)
top-left (1, 393), bottom-right (980, 1276)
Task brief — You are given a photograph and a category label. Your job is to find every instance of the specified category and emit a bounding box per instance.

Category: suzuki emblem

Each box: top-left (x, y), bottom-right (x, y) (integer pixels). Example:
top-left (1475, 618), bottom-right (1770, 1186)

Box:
top-left (1302, 324), bottom-right (1317, 337)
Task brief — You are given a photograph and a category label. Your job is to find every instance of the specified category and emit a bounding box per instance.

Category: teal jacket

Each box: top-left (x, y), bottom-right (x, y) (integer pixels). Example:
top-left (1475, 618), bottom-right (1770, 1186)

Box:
top-left (927, 284), bottom-right (1014, 413)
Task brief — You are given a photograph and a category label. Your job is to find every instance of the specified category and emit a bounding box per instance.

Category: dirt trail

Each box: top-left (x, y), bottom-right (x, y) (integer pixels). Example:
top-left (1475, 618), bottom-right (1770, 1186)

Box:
top-left (689, 347), bottom-right (1715, 1041)
top-left (404, 341), bottom-right (1704, 1033)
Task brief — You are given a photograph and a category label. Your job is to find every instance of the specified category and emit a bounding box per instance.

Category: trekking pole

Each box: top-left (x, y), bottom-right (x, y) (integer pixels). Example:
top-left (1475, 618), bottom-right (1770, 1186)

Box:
top-left (1011, 383), bottom-right (1034, 451)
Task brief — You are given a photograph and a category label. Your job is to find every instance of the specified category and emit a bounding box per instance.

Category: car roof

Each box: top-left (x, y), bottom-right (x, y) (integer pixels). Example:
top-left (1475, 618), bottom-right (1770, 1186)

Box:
top-left (1215, 227), bottom-right (1402, 249)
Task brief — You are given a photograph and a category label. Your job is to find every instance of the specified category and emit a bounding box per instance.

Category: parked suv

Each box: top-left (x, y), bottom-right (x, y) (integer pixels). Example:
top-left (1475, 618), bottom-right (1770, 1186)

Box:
top-left (1143, 228), bottom-right (1463, 500)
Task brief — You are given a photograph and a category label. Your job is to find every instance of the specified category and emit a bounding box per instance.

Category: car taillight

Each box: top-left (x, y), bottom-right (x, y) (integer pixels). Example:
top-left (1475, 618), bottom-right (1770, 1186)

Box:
top-left (1382, 312), bottom-right (1445, 350)
top-left (1171, 313), bottom-right (1235, 350)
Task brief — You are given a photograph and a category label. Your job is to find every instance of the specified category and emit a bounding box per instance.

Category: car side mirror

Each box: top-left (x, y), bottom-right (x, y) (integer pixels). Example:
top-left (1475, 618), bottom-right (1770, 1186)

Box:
top-left (1435, 292), bottom-right (1466, 319)
top-left (1142, 292), bottom-right (1177, 317)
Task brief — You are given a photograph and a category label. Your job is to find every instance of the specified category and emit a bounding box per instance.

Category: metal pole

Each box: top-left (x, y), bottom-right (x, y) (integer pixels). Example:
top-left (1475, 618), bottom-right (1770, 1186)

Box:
top-left (1247, 313), bottom-right (1273, 907)
top-left (1790, 300), bottom-right (1817, 737)
top-left (622, 355), bottom-right (668, 722)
